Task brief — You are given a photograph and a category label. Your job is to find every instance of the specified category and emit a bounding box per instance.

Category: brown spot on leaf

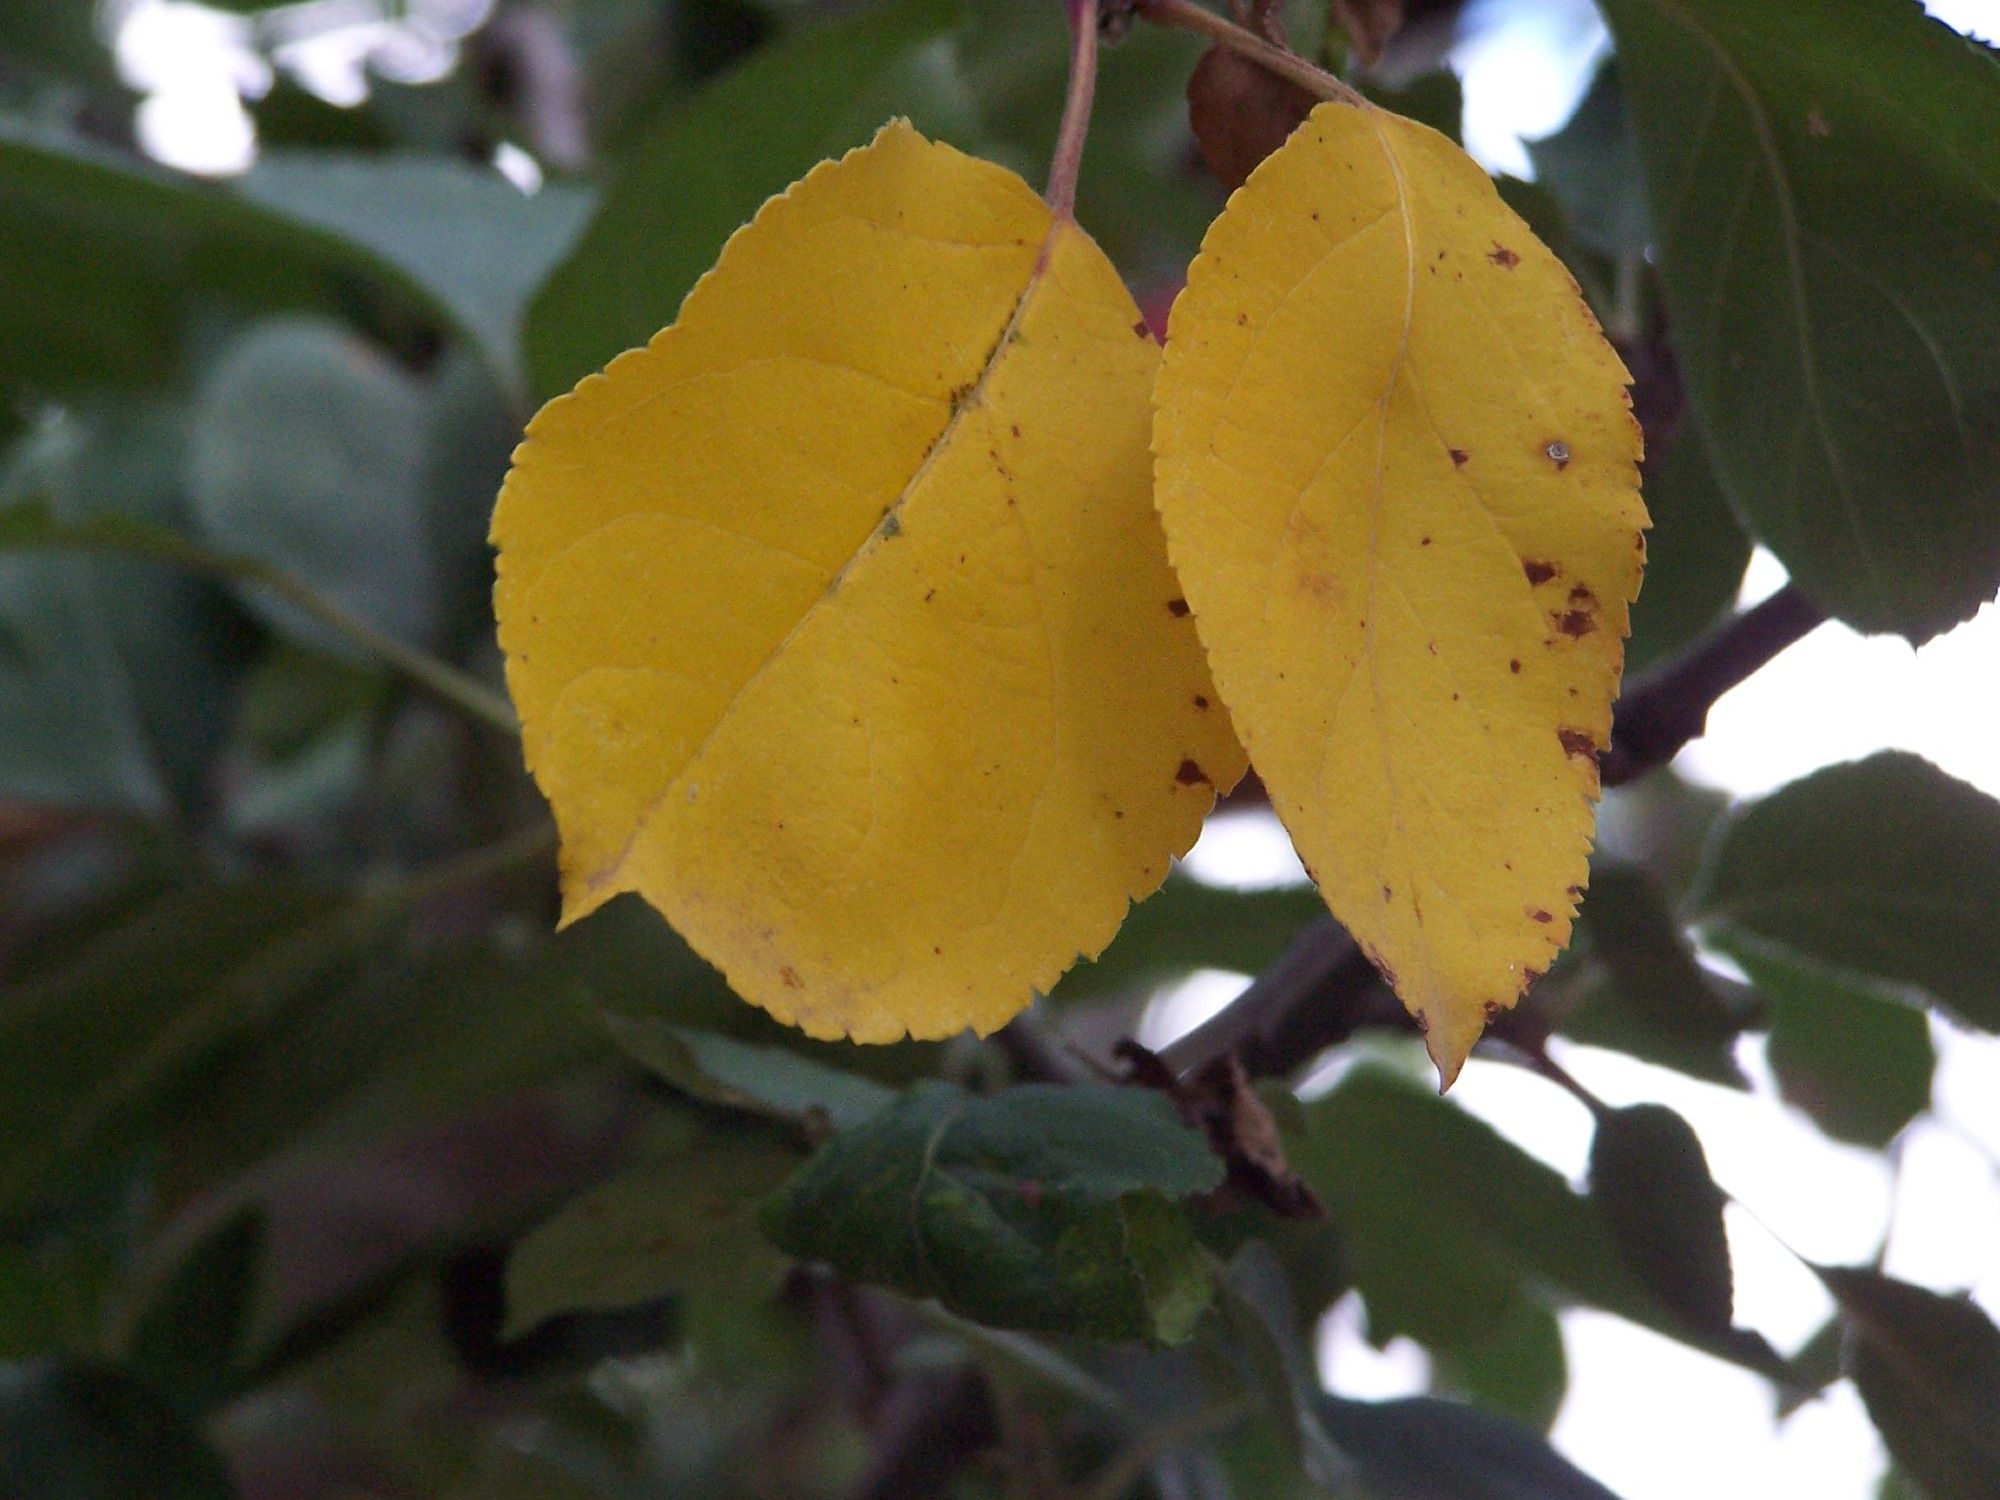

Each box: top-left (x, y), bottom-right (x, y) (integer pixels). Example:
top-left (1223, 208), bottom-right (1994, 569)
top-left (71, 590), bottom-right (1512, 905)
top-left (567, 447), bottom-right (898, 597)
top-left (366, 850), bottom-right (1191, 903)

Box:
top-left (1558, 727), bottom-right (1600, 759)
top-left (1483, 1000), bottom-right (1503, 1021)
top-left (1167, 597), bottom-right (1191, 617)
top-left (1450, 448), bottom-right (1470, 467)
top-left (1523, 559), bottom-right (1558, 585)
top-left (1133, 318), bottom-right (1151, 337)
top-left (1010, 423), bottom-right (1022, 438)
top-left (779, 965), bottom-right (803, 988)
top-left (1176, 759), bottom-right (1212, 787)
top-left (1509, 658), bottom-right (1522, 673)
top-left (1488, 244), bottom-right (1521, 268)
top-left (1546, 440), bottom-right (1572, 470)
top-left (1568, 582), bottom-right (1598, 606)
top-left (1193, 694), bottom-right (1210, 710)
top-left (1555, 608), bottom-right (1597, 638)
top-left (1529, 908), bottom-right (1554, 924)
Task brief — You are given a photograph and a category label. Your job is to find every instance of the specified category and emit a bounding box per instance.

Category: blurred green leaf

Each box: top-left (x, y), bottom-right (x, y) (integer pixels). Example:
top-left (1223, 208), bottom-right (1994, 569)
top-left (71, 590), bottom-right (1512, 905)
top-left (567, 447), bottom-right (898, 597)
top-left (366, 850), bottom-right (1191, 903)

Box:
top-left (526, 0), bottom-right (977, 398)
top-left (0, 1360), bottom-right (235, 1500)
top-left (1315, 1393), bottom-right (1623, 1499)
top-left (1433, 1292), bottom-right (1568, 1435)
top-left (1691, 752), bottom-right (2000, 1035)
top-left (124, 1208), bottom-right (263, 1414)
top-left (159, 934), bottom-right (613, 1202)
top-left (960, 0), bottom-right (1212, 279)
top-left (190, 317), bottom-right (437, 653)
top-left (605, 1015), bottom-right (895, 1132)
top-left (0, 1242), bottom-right (114, 1362)
top-left (0, 402), bottom-right (240, 818)
top-left (762, 1082), bottom-right (1223, 1343)
top-left (0, 883), bottom-right (382, 1217)
top-left (1749, 951), bottom-right (1934, 1149)
top-left (1287, 1066), bottom-right (1773, 1371)
top-left (1820, 1266), bottom-right (2000, 1500)
top-left (1055, 877), bottom-right (1324, 1000)
top-left (0, 120), bottom-right (583, 405)
top-left (505, 1110), bottom-right (796, 1337)
top-left (238, 153), bottom-right (592, 397)
top-left (1222, 1243), bottom-right (1604, 1496)
top-left (1569, 863), bottom-right (1748, 1086)
top-left (1526, 63), bottom-right (1648, 262)
top-left (1599, 0), bottom-right (2000, 641)
top-left (1623, 426), bottom-right (1752, 676)
top-left (1588, 1104), bottom-right (1734, 1338)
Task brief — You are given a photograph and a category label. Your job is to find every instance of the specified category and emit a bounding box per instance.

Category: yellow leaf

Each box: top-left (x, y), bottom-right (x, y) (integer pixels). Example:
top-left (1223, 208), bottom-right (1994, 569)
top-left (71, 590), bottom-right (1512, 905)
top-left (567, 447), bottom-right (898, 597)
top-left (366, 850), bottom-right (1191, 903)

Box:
top-left (1153, 101), bottom-right (1647, 1084)
top-left (493, 122), bottom-right (1243, 1044)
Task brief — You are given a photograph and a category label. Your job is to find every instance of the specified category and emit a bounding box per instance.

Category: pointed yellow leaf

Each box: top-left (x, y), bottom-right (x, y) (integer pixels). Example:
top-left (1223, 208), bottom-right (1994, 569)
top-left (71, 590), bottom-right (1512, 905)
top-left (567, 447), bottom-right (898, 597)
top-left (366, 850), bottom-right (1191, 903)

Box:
top-left (1153, 102), bottom-right (1647, 1084)
top-left (493, 122), bottom-right (1243, 1044)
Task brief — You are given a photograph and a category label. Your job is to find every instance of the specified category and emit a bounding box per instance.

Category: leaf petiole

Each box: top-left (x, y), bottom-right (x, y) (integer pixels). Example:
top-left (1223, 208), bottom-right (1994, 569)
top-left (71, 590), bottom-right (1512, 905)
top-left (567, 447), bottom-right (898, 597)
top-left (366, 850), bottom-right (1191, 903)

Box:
top-left (1131, 0), bottom-right (1368, 108)
top-left (1045, 0), bottom-right (1102, 220)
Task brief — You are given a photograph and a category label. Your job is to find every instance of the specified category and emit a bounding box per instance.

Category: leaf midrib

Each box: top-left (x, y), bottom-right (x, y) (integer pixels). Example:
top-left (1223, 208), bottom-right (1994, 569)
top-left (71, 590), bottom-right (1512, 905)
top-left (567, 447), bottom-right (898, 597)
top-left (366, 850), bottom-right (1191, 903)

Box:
top-left (577, 217), bottom-right (1060, 903)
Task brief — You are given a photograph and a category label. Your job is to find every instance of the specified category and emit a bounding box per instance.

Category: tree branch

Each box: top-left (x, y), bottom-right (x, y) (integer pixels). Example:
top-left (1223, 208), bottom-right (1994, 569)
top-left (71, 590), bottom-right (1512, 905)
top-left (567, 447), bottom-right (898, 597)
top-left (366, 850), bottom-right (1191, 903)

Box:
top-left (1597, 583), bottom-right (1825, 785)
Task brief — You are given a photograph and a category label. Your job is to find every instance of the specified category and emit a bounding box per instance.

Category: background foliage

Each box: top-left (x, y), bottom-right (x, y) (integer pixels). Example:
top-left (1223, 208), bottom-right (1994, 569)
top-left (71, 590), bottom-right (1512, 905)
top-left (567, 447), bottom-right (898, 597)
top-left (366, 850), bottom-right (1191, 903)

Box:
top-left (0, 1), bottom-right (1996, 1497)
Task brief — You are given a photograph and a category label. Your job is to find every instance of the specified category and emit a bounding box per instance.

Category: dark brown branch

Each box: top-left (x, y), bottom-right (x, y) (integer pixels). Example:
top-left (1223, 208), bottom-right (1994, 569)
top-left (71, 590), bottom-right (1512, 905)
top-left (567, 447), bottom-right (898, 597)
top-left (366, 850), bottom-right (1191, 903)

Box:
top-left (1598, 583), bottom-right (1825, 786)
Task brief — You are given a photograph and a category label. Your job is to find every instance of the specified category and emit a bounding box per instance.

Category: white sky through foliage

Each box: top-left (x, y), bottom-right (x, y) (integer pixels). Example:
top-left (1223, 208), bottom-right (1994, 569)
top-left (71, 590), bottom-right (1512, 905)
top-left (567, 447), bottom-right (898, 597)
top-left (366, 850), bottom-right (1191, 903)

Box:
top-left (107, 1), bottom-right (2000, 1495)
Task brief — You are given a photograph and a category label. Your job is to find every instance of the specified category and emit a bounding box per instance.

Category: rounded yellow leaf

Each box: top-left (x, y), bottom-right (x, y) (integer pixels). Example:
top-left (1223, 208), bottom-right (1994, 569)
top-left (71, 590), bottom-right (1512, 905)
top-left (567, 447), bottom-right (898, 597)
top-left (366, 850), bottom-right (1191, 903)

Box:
top-left (494, 122), bottom-right (1243, 1044)
top-left (1154, 102), bottom-right (1647, 1084)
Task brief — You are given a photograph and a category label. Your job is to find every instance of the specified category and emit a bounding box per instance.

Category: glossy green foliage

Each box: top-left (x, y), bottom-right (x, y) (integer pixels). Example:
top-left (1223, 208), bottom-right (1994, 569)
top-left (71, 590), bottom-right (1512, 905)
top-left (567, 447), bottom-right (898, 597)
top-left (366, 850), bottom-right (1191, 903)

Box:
top-left (764, 1083), bottom-right (1223, 1341)
top-left (1600, 0), bottom-right (2000, 640)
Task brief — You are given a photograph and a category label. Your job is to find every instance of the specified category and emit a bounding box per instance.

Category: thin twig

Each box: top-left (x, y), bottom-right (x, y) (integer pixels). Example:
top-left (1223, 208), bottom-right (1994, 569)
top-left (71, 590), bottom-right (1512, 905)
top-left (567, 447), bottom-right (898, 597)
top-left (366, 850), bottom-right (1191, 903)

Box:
top-left (1599, 584), bottom-right (1825, 786)
top-left (1046, 0), bottom-right (1103, 219)
top-left (1131, 0), bottom-right (1368, 107)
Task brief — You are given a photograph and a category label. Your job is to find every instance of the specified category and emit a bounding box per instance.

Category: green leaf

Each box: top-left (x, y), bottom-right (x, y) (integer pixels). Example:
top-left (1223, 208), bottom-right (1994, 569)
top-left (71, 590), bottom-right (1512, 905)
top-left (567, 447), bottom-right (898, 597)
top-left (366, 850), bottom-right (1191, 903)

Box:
top-left (0, 120), bottom-right (583, 406)
top-left (1588, 1104), bottom-right (1733, 1337)
top-left (505, 1112), bottom-right (797, 1338)
top-left (0, 1243), bottom-right (115, 1362)
top-left (0, 403), bottom-right (239, 818)
top-left (1690, 752), bottom-right (2000, 1034)
top-left (237, 153), bottom-right (592, 397)
top-left (1221, 1246), bottom-right (1609, 1498)
top-left (761, 1083), bottom-right (1224, 1343)
top-left (525, 0), bottom-right (977, 398)
top-left (1053, 877), bottom-right (1326, 999)
top-left (959, 0), bottom-right (1213, 274)
top-left (157, 935), bottom-right (613, 1202)
top-left (0, 1361), bottom-right (235, 1500)
top-left (1622, 426), bottom-right (1753, 676)
top-left (1750, 951), bottom-right (1934, 1149)
top-left (124, 1208), bottom-right (264, 1414)
top-left (1526, 62), bottom-right (1650, 261)
top-left (1434, 1293), bottom-right (1569, 1435)
top-left (189, 318), bottom-right (437, 653)
top-left (1598, 0), bottom-right (2000, 640)
top-left (1569, 863), bottom-right (1749, 1086)
top-left (1315, 1394), bottom-right (1623, 1500)
top-left (1820, 1267), bottom-right (2000, 1500)
top-left (0, 883), bottom-right (382, 1217)
top-left (1285, 1067), bottom-right (1659, 1351)
top-left (605, 1016), bottom-right (895, 1132)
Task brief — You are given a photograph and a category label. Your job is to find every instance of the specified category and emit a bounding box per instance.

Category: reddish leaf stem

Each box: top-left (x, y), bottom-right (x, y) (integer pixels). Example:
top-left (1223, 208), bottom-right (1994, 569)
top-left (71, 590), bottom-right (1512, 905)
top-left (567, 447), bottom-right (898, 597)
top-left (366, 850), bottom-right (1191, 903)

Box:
top-left (1045, 0), bottom-right (1102, 220)
top-left (1130, 0), bottom-right (1368, 108)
